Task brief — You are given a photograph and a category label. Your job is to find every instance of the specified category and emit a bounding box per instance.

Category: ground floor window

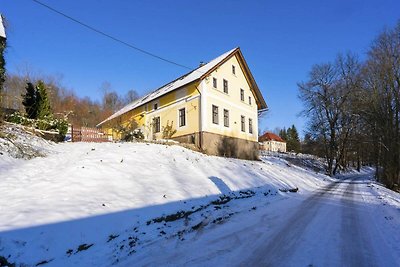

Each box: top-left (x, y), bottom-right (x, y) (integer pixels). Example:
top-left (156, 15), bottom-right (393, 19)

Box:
top-left (212, 105), bottom-right (219, 124)
top-left (153, 116), bottom-right (160, 133)
top-left (179, 108), bottom-right (186, 127)
top-left (249, 118), bottom-right (253, 134)
top-left (224, 109), bottom-right (229, 127)
top-left (241, 115), bottom-right (245, 132)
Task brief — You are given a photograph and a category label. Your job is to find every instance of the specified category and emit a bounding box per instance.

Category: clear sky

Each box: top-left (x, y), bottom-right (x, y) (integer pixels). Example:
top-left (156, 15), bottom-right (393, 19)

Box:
top-left (2, 0), bottom-right (400, 136)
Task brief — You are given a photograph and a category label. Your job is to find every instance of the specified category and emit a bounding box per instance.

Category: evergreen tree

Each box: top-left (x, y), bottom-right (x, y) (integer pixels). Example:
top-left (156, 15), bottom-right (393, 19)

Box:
top-left (22, 82), bottom-right (38, 119)
top-left (36, 80), bottom-right (52, 119)
top-left (286, 125), bottom-right (301, 152)
top-left (0, 15), bottom-right (6, 109)
top-left (279, 127), bottom-right (287, 140)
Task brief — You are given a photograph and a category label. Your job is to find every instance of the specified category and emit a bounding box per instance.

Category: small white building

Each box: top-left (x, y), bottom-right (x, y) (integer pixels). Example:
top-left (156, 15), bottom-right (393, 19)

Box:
top-left (0, 15), bottom-right (6, 39)
top-left (259, 132), bottom-right (286, 152)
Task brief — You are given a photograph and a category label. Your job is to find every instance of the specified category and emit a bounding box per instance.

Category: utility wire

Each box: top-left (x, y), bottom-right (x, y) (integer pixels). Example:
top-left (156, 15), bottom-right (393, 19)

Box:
top-left (31, 0), bottom-right (194, 70)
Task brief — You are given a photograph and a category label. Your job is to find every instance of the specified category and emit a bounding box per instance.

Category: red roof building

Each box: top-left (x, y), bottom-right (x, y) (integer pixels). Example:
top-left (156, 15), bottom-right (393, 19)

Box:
top-left (259, 132), bottom-right (286, 152)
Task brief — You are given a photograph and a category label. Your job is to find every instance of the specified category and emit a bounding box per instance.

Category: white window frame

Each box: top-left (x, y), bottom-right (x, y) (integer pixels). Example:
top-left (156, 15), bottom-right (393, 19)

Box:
top-left (224, 109), bottom-right (229, 127)
top-left (241, 115), bottom-right (245, 132)
top-left (179, 108), bottom-right (186, 127)
top-left (212, 105), bottom-right (219, 125)
top-left (223, 79), bottom-right (229, 94)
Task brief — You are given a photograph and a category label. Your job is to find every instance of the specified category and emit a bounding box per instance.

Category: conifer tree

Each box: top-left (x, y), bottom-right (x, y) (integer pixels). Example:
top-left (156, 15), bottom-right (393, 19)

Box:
top-left (279, 127), bottom-right (287, 140)
top-left (22, 82), bottom-right (38, 119)
top-left (0, 15), bottom-right (6, 109)
top-left (286, 125), bottom-right (301, 152)
top-left (36, 80), bottom-right (52, 119)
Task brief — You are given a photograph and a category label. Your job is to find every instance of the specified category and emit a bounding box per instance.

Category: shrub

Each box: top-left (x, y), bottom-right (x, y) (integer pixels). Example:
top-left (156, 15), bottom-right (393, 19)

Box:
top-left (6, 112), bottom-right (68, 141)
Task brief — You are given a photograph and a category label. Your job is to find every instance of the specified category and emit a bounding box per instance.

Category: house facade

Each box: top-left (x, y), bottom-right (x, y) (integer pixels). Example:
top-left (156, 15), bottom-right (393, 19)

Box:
top-left (98, 48), bottom-right (267, 159)
top-left (259, 132), bottom-right (287, 152)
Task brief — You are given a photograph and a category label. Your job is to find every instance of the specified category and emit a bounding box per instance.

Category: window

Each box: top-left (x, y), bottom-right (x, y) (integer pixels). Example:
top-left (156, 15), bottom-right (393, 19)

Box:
top-left (154, 103), bottom-right (158, 110)
top-left (232, 65), bottom-right (236, 75)
top-left (249, 118), bottom-right (253, 134)
top-left (179, 108), bottom-right (186, 127)
top-left (240, 89), bottom-right (244, 101)
top-left (241, 115), bottom-right (245, 132)
top-left (213, 77), bottom-right (217, 88)
top-left (212, 105), bottom-right (219, 124)
top-left (224, 109), bottom-right (229, 127)
top-left (153, 116), bottom-right (160, 133)
top-left (249, 96), bottom-right (252, 105)
top-left (223, 79), bottom-right (228, 94)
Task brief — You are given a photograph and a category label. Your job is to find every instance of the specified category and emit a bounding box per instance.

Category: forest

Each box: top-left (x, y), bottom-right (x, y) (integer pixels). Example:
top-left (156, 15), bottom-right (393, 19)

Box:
top-left (298, 22), bottom-right (400, 189)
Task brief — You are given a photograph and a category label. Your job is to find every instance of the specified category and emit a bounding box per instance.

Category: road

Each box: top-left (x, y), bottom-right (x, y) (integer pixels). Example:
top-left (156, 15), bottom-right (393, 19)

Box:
top-left (127, 173), bottom-right (400, 267)
top-left (240, 175), bottom-right (399, 267)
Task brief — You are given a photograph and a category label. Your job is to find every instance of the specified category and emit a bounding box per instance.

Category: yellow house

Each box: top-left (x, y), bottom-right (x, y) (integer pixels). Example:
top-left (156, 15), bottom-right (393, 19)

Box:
top-left (97, 47), bottom-right (268, 159)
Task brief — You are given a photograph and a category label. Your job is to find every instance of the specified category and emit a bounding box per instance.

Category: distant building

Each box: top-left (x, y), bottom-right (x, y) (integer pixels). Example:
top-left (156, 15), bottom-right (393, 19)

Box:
top-left (0, 15), bottom-right (6, 39)
top-left (259, 132), bottom-right (286, 152)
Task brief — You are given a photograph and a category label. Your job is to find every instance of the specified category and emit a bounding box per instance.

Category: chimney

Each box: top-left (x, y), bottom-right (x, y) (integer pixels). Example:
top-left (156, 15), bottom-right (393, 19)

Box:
top-left (199, 61), bottom-right (206, 67)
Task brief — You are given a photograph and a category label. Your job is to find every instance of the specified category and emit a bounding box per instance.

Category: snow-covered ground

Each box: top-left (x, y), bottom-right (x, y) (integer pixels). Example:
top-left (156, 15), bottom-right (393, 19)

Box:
top-left (0, 136), bottom-right (399, 266)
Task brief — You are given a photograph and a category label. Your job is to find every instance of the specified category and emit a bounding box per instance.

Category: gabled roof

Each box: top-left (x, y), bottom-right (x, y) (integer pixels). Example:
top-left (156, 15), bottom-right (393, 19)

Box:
top-left (259, 132), bottom-right (285, 143)
top-left (98, 47), bottom-right (267, 126)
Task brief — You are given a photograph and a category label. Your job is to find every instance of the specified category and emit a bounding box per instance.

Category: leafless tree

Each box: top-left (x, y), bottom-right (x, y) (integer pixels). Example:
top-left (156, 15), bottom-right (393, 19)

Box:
top-left (298, 53), bottom-right (361, 175)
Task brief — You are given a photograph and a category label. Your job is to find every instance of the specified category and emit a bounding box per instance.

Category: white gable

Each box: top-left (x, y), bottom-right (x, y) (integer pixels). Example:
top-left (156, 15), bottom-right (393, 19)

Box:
top-left (0, 15), bottom-right (5, 39)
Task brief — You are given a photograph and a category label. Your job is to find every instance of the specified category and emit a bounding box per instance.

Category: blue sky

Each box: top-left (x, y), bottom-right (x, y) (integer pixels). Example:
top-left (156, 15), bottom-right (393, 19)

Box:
top-left (2, 0), bottom-right (399, 136)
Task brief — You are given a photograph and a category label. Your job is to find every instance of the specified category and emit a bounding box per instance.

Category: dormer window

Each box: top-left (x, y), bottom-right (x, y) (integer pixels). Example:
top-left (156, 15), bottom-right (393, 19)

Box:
top-left (232, 65), bottom-right (236, 75)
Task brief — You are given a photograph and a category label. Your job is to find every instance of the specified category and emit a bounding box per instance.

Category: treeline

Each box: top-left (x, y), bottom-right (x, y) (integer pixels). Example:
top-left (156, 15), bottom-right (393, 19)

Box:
top-left (1, 74), bottom-right (139, 127)
top-left (276, 125), bottom-right (301, 153)
top-left (299, 22), bottom-right (400, 189)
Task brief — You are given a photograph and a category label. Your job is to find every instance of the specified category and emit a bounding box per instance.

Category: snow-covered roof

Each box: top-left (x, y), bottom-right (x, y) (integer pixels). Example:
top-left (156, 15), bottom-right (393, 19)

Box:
top-left (97, 48), bottom-right (237, 126)
top-left (0, 15), bottom-right (6, 39)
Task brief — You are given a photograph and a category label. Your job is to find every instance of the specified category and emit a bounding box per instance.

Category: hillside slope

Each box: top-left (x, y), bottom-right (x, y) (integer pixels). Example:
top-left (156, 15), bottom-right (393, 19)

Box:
top-left (0, 140), bottom-right (390, 266)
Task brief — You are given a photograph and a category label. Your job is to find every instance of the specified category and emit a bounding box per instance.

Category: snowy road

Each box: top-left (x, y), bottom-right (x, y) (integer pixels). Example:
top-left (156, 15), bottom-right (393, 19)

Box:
top-left (132, 173), bottom-right (400, 267)
top-left (241, 175), bottom-right (399, 267)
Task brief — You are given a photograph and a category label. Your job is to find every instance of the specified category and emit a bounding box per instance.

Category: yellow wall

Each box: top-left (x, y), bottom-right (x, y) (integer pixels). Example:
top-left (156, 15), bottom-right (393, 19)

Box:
top-left (200, 55), bottom-right (259, 142)
top-left (145, 84), bottom-right (200, 140)
top-left (102, 83), bottom-right (200, 140)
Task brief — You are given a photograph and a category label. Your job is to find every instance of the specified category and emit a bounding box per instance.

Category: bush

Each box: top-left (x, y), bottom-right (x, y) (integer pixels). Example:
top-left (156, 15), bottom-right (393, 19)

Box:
top-left (121, 129), bottom-right (144, 142)
top-left (6, 112), bottom-right (68, 141)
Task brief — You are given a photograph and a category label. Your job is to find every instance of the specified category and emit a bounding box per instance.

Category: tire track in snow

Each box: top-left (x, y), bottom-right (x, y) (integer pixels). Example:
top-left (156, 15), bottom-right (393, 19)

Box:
top-left (340, 180), bottom-right (375, 267)
top-left (242, 180), bottom-right (343, 266)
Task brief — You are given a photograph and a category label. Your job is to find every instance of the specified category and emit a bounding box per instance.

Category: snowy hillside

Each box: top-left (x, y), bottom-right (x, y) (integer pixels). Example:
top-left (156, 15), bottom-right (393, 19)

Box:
top-left (0, 137), bottom-right (399, 266)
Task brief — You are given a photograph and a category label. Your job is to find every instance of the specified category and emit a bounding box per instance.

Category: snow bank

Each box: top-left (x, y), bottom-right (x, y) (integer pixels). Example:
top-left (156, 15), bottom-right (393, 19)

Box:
top-left (0, 123), bottom-right (55, 160)
top-left (0, 142), bottom-right (330, 266)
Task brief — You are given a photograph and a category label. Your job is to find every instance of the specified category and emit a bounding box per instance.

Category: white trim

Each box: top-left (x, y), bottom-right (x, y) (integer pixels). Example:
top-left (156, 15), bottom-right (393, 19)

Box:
top-left (145, 94), bottom-right (197, 116)
top-left (186, 94), bottom-right (199, 102)
top-left (207, 93), bottom-right (255, 117)
top-left (200, 80), bottom-right (207, 131)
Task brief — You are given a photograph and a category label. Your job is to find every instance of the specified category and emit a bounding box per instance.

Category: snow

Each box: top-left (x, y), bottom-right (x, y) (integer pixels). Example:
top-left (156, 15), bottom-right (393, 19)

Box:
top-left (0, 138), bottom-right (399, 266)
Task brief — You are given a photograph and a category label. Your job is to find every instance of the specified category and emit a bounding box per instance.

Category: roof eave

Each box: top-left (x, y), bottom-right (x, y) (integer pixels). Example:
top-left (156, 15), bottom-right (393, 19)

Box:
top-left (201, 47), bottom-right (267, 110)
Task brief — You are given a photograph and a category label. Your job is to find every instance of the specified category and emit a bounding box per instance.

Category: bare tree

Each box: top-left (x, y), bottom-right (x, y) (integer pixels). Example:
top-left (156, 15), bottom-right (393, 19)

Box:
top-left (360, 22), bottom-right (400, 188)
top-left (123, 89), bottom-right (139, 105)
top-left (298, 53), bottom-right (361, 175)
